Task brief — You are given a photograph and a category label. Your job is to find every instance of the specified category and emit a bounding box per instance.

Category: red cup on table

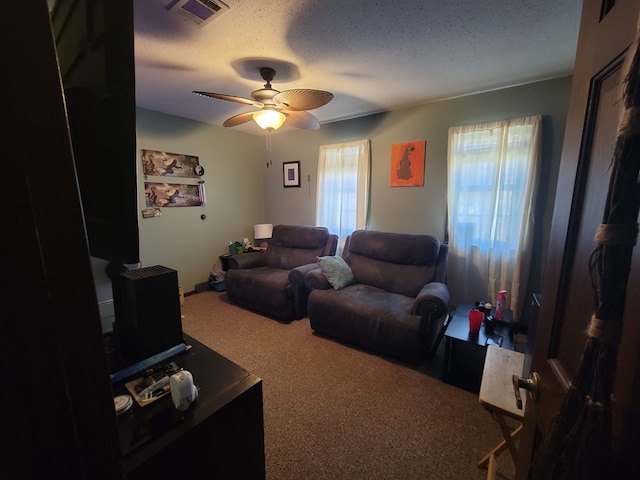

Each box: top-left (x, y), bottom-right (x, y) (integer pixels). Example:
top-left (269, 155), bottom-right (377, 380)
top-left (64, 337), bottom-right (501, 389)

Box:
top-left (468, 309), bottom-right (483, 334)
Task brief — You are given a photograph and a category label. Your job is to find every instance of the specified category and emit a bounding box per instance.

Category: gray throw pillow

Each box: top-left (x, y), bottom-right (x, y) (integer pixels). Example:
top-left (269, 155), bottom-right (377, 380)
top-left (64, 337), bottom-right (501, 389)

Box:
top-left (318, 256), bottom-right (354, 290)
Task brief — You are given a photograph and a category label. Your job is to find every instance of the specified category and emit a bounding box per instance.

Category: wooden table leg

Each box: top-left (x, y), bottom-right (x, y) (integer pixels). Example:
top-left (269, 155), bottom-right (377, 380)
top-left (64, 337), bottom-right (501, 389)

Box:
top-left (495, 412), bottom-right (519, 463)
top-left (487, 454), bottom-right (497, 480)
top-left (478, 422), bottom-right (523, 467)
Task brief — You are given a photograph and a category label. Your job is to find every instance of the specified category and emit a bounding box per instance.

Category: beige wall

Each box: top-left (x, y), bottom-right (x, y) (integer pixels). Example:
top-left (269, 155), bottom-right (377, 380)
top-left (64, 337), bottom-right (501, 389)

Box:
top-left (95, 77), bottom-right (571, 316)
top-left (93, 108), bottom-right (264, 303)
top-left (264, 76), bottom-right (572, 309)
top-left (266, 77), bottom-right (571, 239)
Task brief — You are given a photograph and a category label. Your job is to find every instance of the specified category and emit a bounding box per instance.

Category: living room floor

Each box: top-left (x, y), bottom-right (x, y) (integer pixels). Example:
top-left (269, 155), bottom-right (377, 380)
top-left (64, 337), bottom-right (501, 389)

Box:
top-left (181, 290), bottom-right (518, 480)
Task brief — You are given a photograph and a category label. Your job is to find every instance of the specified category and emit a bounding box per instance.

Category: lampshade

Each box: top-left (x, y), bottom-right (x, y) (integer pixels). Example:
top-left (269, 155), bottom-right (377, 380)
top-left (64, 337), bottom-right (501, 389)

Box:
top-left (254, 223), bottom-right (273, 240)
top-left (253, 110), bottom-right (286, 131)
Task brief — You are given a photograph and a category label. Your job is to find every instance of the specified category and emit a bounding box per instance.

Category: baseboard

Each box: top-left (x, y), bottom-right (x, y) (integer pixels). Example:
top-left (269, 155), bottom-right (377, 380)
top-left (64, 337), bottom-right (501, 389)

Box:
top-left (194, 281), bottom-right (210, 293)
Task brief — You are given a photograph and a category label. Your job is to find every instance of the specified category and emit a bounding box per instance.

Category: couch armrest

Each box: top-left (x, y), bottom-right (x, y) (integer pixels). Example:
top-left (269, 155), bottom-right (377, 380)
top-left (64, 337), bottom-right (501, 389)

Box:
top-left (305, 268), bottom-right (331, 290)
top-left (289, 263), bottom-right (321, 286)
top-left (411, 282), bottom-right (449, 319)
top-left (228, 252), bottom-right (267, 270)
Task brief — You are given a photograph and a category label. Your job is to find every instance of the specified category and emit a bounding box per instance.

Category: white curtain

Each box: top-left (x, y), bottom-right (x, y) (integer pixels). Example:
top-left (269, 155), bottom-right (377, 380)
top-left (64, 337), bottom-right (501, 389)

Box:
top-left (447, 116), bottom-right (541, 318)
top-left (316, 139), bottom-right (370, 253)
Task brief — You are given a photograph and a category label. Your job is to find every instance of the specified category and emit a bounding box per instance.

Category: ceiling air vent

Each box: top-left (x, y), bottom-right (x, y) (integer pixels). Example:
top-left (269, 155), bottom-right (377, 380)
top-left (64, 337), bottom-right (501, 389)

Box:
top-left (167, 0), bottom-right (229, 28)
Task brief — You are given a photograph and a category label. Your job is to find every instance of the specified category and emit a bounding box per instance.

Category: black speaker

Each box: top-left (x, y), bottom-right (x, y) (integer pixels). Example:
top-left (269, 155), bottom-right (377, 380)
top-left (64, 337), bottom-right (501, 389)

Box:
top-left (117, 265), bottom-right (183, 359)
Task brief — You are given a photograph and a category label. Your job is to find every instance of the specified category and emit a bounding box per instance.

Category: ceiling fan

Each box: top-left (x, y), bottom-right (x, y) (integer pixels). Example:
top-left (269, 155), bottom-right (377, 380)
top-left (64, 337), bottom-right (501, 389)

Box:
top-left (193, 67), bottom-right (334, 131)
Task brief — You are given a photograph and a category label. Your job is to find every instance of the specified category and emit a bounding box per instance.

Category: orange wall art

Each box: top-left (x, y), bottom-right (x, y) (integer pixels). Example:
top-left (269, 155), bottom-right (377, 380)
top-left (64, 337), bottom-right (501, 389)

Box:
top-left (390, 141), bottom-right (426, 187)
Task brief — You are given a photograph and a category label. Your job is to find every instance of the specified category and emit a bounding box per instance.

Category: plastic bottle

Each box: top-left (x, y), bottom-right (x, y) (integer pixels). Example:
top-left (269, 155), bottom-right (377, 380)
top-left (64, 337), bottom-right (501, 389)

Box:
top-left (483, 302), bottom-right (492, 321)
top-left (496, 290), bottom-right (507, 321)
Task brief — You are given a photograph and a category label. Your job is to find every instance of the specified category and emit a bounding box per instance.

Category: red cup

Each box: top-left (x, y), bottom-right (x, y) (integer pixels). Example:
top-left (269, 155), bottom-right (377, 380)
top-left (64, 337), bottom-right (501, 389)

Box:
top-left (468, 309), bottom-right (483, 334)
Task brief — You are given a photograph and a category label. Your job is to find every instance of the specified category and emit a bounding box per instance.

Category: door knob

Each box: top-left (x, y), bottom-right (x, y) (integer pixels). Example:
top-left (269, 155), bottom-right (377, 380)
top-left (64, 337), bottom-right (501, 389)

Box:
top-left (512, 372), bottom-right (540, 409)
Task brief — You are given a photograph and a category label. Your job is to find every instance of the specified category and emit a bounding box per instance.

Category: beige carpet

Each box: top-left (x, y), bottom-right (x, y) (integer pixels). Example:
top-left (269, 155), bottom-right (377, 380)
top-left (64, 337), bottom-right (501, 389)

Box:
top-left (181, 290), bottom-right (517, 480)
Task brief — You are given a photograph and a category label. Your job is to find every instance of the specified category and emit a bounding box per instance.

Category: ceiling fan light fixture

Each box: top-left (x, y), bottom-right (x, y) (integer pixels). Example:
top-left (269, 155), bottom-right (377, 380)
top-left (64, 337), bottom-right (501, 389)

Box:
top-left (194, 67), bottom-right (332, 132)
top-left (253, 110), bottom-right (286, 131)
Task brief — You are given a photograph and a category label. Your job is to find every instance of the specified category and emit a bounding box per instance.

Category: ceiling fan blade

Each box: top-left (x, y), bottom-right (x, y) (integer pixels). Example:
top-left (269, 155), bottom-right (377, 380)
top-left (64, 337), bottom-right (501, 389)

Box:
top-left (223, 111), bottom-right (257, 128)
top-left (274, 89), bottom-right (333, 111)
top-left (282, 110), bottom-right (321, 130)
top-left (193, 91), bottom-right (263, 108)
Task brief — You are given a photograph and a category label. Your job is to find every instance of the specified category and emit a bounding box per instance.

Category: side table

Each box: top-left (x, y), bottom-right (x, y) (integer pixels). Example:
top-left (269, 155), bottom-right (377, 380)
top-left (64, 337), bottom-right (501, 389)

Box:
top-left (478, 345), bottom-right (526, 478)
top-left (219, 253), bottom-right (232, 271)
top-left (442, 303), bottom-right (514, 392)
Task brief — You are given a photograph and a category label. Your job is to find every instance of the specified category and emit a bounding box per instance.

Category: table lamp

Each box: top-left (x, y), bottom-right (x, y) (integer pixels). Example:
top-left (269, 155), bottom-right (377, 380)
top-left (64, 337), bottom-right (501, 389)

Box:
top-left (254, 223), bottom-right (273, 250)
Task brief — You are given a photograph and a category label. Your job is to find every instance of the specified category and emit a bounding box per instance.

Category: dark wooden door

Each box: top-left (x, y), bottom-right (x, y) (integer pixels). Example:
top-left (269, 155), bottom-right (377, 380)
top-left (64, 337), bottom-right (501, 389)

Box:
top-left (516, 1), bottom-right (640, 478)
top-left (3, 2), bottom-right (121, 478)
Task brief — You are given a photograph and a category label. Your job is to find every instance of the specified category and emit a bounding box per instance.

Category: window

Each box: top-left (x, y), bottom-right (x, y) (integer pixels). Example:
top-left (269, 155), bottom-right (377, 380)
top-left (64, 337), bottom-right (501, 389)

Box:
top-left (316, 139), bottom-right (370, 252)
top-left (447, 116), bottom-right (541, 316)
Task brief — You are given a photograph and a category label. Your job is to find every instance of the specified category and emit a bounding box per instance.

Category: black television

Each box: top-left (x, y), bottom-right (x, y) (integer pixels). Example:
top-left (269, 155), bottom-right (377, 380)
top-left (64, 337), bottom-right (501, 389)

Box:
top-left (50, 0), bottom-right (139, 265)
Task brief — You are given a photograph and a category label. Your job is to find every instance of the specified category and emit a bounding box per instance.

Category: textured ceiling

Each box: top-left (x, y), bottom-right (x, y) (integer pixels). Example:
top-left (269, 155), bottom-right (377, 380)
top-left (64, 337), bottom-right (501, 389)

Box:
top-left (134, 0), bottom-right (583, 135)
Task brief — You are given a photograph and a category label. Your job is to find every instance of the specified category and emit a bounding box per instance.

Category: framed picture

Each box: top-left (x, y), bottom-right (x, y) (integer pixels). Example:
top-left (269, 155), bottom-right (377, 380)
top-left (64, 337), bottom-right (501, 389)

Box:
top-left (390, 141), bottom-right (426, 187)
top-left (283, 161), bottom-right (301, 188)
top-left (144, 182), bottom-right (202, 207)
top-left (141, 149), bottom-right (201, 178)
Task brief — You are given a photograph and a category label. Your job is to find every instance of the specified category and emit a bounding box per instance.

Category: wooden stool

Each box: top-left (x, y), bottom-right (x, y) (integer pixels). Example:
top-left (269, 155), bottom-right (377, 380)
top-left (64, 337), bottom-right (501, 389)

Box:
top-left (478, 346), bottom-right (526, 479)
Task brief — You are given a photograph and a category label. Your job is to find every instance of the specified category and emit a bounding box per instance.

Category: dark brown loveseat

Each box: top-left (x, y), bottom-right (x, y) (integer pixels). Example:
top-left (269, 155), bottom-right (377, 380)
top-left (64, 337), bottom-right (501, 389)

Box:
top-left (225, 225), bottom-right (337, 322)
top-left (305, 230), bottom-right (449, 363)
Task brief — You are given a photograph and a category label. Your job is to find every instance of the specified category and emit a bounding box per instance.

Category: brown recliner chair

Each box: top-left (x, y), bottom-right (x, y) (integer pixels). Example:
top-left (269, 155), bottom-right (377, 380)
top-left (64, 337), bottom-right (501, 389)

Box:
top-left (305, 230), bottom-right (449, 363)
top-left (225, 225), bottom-right (338, 322)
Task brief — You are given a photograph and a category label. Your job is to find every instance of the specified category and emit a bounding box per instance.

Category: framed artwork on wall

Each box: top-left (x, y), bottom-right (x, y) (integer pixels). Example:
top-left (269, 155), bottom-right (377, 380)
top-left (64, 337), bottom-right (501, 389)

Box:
top-left (390, 141), bottom-right (426, 187)
top-left (283, 161), bottom-right (301, 188)
top-left (144, 182), bottom-right (202, 207)
top-left (141, 149), bottom-right (201, 178)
